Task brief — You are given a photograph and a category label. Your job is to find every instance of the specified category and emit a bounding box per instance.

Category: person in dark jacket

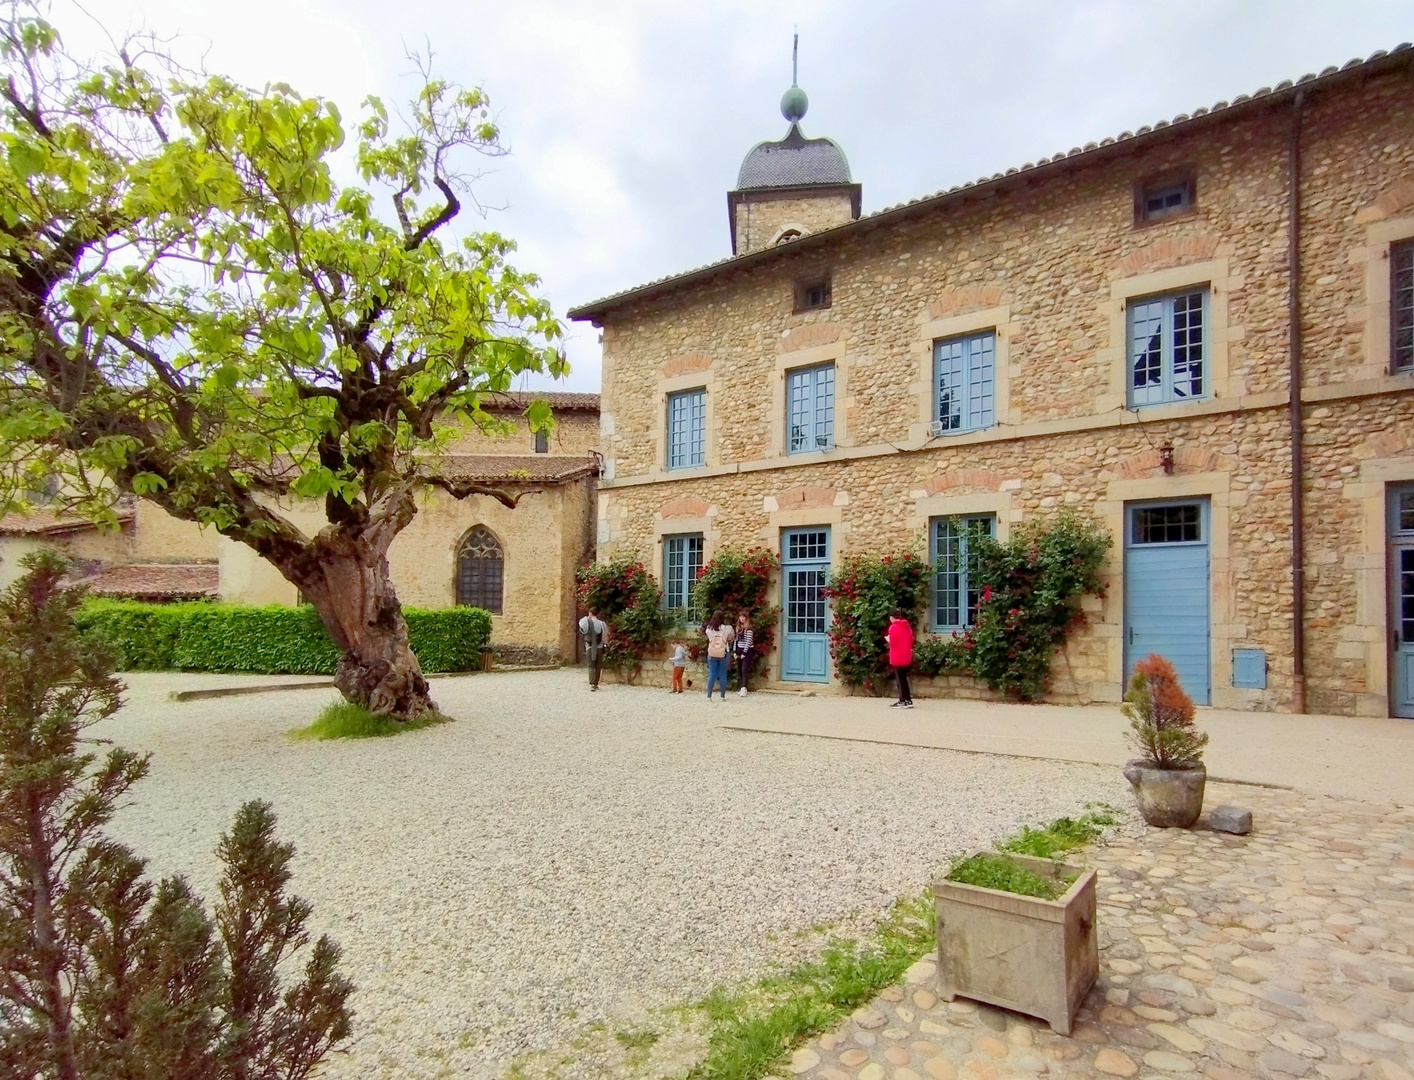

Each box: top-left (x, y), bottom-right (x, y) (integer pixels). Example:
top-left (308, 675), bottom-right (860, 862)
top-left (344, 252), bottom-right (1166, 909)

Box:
top-left (578, 611), bottom-right (607, 690)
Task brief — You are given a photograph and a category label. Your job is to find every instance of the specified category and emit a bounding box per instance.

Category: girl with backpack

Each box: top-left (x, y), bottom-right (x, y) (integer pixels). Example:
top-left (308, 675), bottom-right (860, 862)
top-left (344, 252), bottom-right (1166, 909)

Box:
top-left (703, 611), bottom-right (735, 700)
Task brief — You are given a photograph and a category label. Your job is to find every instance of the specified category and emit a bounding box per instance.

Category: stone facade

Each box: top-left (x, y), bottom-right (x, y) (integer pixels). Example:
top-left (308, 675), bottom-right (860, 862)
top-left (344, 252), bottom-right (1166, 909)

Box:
top-left (574, 54), bottom-right (1414, 716)
top-left (220, 398), bottom-right (601, 661)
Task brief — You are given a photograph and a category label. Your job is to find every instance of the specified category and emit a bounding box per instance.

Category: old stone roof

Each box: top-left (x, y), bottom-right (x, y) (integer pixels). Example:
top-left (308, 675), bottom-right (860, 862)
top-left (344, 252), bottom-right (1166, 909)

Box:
top-left (77, 563), bottom-right (219, 601)
top-left (568, 43), bottom-right (1414, 323)
top-left (431, 455), bottom-right (600, 484)
top-left (482, 391), bottom-right (600, 413)
top-left (0, 505), bottom-right (135, 537)
top-left (737, 124), bottom-right (852, 189)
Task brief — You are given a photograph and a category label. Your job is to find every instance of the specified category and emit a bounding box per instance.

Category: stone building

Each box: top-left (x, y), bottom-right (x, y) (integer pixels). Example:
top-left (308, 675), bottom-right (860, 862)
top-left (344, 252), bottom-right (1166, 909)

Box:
top-left (570, 49), bottom-right (1414, 717)
top-left (0, 392), bottom-right (601, 663)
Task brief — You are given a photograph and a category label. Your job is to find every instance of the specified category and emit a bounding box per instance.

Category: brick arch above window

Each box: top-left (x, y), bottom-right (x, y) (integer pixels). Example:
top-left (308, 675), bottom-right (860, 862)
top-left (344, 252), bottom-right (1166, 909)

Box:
top-left (1356, 174), bottom-right (1414, 224)
top-left (1111, 234), bottom-right (1222, 279)
top-left (660, 352), bottom-right (714, 378)
top-left (924, 286), bottom-right (1005, 322)
top-left (922, 469), bottom-right (1006, 495)
top-left (455, 524), bottom-right (504, 614)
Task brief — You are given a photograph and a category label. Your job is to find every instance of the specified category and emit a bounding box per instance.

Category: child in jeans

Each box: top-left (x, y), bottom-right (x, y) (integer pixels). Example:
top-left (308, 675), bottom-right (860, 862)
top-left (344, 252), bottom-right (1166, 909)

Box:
top-left (671, 642), bottom-right (686, 692)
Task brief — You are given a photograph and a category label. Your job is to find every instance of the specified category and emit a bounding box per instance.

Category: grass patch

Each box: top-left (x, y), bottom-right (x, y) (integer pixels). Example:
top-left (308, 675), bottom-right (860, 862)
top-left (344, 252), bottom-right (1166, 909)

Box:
top-left (685, 894), bottom-right (934, 1080)
top-left (615, 1029), bottom-right (660, 1050)
top-left (945, 853), bottom-right (1074, 900)
top-left (678, 805), bottom-right (1123, 1080)
top-left (288, 700), bottom-right (449, 741)
top-left (996, 805), bottom-right (1119, 859)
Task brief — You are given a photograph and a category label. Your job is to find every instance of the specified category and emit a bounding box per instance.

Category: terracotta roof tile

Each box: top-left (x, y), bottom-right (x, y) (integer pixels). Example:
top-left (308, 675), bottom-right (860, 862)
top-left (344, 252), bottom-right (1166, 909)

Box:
top-left (77, 563), bottom-right (219, 600)
top-left (0, 506), bottom-right (135, 537)
top-left (481, 391), bottom-right (600, 412)
top-left (431, 454), bottom-right (600, 484)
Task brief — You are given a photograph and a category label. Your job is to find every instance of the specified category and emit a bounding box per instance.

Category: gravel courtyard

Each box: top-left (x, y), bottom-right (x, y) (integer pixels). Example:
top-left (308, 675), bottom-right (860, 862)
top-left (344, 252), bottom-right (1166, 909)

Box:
top-left (94, 668), bottom-right (1129, 1079)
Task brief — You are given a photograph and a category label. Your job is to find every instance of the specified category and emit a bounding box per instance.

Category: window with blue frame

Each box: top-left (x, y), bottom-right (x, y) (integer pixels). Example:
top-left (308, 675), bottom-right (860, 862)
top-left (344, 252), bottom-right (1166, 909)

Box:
top-left (666, 388), bottom-right (705, 469)
top-left (931, 514), bottom-right (995, 631)
top-left (786, 363), bottom-right (835, 453)
top-left (1128, 289), bottom-right (1208, 406)
top-left (663, 533), bottom-right (704, 616)
top-left (934, 332), bottom-right (995, 434)
top-left (1393, 240), bottom-right (1414, 373)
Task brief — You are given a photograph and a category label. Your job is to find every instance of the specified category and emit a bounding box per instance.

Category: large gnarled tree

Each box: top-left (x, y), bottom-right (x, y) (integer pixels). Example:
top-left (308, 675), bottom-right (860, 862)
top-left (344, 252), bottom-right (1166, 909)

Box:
top-left (0, 7), bottom-right (565, 718)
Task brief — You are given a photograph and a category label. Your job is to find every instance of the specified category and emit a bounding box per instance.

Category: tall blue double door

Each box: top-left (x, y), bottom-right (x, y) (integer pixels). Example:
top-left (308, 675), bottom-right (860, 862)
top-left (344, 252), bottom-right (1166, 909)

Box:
top-left (1124, 498), bottom-right (1212, 705)
top-left (781, 527), bottom-right (831, 682)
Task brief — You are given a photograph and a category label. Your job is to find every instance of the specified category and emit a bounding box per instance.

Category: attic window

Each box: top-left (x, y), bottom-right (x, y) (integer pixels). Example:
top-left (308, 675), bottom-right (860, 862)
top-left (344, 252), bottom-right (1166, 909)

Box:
top-left (795, 275), bottom-right (832, 312)
top-left (1136, 175), bottom-right (1195, 224)
top-left (776, 229), bottom-right (802, 245)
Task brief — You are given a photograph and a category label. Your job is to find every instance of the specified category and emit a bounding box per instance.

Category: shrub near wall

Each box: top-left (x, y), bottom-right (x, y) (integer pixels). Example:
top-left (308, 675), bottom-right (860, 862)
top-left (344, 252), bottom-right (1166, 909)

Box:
top-left (76, 601), bottom-right (492, 674)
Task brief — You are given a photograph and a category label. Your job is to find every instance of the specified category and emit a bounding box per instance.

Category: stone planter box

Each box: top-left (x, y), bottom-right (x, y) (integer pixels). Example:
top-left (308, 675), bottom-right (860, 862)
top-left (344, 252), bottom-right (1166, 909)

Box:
top-left (932, 851), bottom-right (1097, 1034)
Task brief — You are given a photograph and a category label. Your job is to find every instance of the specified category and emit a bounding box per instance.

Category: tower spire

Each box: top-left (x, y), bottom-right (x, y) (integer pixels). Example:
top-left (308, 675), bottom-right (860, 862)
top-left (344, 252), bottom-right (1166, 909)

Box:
top-left (780, 32), bottom-right (808, 123)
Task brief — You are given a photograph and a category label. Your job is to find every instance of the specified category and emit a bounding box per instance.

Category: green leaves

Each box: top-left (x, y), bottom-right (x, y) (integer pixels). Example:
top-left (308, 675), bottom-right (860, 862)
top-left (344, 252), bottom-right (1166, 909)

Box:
top-left (1, 7), bottom-right (566, 555)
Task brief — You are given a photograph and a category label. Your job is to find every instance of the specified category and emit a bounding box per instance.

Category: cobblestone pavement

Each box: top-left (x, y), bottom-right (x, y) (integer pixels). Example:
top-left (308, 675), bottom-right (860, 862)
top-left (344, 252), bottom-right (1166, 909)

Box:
top-left (779, 784), bottom-right (1414, 1080)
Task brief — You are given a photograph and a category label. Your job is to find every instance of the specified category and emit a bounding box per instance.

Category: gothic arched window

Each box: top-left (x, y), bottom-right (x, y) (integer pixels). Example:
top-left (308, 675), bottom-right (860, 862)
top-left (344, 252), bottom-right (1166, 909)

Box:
top-left (456, 525), bottom-right (504, 613)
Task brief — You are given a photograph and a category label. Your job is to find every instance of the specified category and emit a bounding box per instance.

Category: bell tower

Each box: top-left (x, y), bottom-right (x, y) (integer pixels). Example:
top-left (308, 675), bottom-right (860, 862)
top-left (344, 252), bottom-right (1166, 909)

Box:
top-left (727, 36), bottom-right (861, 256)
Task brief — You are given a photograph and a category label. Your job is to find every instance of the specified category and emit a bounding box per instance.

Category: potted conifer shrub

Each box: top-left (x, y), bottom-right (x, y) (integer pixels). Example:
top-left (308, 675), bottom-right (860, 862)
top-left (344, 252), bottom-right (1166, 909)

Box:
top-left (934, 848), bottom-right (1098, 1035)
top-left (1121, 654), bottom-right (1209, 828)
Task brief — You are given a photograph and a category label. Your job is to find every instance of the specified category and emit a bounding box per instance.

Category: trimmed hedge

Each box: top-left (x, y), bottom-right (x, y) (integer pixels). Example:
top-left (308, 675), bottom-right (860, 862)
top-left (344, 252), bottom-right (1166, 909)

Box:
top-left (75, 600), bottom-right (492, 675)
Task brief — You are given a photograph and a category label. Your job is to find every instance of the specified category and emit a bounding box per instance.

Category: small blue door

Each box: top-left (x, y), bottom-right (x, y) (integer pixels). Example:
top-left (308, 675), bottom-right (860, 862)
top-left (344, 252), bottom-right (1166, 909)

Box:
top-left (1124, 499), bottom-right (1211, 705)
top-left (1391, 485), bottom-right (1414, 719)
top-left (782, 527), bottom-right (831, 682)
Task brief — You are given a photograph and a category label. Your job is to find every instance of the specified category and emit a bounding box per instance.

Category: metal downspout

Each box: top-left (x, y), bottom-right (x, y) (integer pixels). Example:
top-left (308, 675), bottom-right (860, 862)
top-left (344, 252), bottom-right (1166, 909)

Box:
top-left (1288, 90), bottom-right (1307, 714)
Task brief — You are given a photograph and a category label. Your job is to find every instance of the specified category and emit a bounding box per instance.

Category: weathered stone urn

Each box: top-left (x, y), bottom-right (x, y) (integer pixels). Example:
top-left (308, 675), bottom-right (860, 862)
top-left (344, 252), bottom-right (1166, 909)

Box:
top-left (933, 852), bottom-right (1097, 1035)
top-left (1123, 761), bottom-right (1207, 828)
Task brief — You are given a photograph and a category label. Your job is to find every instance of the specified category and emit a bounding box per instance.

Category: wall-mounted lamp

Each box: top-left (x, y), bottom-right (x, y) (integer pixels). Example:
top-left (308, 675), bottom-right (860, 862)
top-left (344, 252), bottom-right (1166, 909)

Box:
top-left (1159, 444), bottom-right (1175, 475)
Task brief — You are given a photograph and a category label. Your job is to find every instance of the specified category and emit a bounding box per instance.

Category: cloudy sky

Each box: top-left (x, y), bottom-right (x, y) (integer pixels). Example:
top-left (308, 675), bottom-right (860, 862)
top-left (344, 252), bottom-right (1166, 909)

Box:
top-left (80, 0), bottom-right (1413, 392)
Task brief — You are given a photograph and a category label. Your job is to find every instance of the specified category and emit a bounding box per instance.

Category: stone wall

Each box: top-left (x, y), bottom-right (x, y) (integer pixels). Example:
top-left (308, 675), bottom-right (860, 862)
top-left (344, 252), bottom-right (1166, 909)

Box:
top-left (590, 66), bottom-right (1414, 715)
top-left (734, 190), bottom-right (856, 255)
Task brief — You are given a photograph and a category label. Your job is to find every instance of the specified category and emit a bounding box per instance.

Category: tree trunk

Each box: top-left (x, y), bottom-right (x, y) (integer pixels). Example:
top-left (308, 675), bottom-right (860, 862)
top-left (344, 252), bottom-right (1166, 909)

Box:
top-left (294, 534), bottom-right (437, 721)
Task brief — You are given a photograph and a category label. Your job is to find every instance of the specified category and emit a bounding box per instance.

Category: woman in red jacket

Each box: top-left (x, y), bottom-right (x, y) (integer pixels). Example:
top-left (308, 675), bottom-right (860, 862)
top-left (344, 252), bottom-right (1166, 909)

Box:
top-left (884, 609), bottom-right (914, 709)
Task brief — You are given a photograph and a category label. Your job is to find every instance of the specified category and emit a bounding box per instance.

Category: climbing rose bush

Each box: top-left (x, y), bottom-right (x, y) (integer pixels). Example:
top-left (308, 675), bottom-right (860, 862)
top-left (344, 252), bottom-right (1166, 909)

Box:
top-left (913, 511), bottom-right (1111, 700)
top-left (689, 548), bottom-right (780, 676)
top-left (824, 552), bottom-right (930, 693)
top-left (575, 557), bottom-right (666, 669)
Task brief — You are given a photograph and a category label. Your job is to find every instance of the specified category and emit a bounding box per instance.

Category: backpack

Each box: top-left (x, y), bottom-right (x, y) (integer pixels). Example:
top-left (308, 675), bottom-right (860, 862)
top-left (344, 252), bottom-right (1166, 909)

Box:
top-left (706, 627), bottom-right (730, 659)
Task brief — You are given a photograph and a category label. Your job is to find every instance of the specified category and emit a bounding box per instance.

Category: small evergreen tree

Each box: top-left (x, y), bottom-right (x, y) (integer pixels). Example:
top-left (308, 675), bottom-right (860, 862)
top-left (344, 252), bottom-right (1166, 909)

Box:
top-left (1122, 654), bottom-right (1208, 769)
top-left (0, 550), bottom-right (352, 1079)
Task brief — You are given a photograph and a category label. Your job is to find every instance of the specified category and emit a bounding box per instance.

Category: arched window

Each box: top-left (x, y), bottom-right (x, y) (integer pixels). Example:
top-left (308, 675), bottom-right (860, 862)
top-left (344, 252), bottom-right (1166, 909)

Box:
top-left (456, 526), bottom-right (504, 613)
top-left (775, 229), bottom-right (802, 245)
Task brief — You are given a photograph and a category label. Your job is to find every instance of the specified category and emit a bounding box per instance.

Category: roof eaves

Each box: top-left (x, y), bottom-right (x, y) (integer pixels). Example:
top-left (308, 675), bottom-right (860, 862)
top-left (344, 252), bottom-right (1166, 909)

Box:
top-left (568, 43), bottom-right (1414, 323)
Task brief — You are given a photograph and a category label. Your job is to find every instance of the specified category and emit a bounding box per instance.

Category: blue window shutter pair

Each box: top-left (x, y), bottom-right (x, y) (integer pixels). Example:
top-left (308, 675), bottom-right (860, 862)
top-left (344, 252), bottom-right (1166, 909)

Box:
top-left (786, 364), bottom-right (835, 453)
top-left (934, 332), bottom-right (995, 434)
top-left (667, 388), bottom-right (705, 469)
top-left (1128, 290), bottom-right (1207, 406)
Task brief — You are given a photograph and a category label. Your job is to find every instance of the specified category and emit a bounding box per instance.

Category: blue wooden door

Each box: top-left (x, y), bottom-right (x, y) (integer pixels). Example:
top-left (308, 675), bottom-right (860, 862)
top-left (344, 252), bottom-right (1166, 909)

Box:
top-left (1124, 500), bottom-right (1211, 705)
top-left (1391, 486), bottom-right (1414, 719)
top-left (782, 528), bottom-right (831, 682)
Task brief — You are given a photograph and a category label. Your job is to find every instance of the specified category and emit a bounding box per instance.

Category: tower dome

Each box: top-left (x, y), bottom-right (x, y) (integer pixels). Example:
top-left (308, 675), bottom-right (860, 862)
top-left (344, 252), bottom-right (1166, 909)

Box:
top-left (726, 41), bottom-right (861, 256)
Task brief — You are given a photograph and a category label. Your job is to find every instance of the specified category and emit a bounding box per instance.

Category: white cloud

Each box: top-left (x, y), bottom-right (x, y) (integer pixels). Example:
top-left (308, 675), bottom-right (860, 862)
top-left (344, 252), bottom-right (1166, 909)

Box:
top-left (63, 0), bottom-right (1414, 393)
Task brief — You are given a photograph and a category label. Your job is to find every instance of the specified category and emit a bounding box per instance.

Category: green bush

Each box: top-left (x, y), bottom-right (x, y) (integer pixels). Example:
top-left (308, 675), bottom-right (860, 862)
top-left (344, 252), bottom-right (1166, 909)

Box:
top-left (575, 556), bottom-right (667, 669)
top-left (913, 511), bottom-right (1111, 700)
top-left (823, 552), bottom-right (930, 693)
top-left (75, 600), bottom-right (492, 674)
top-left (689, 547), bottom-right (781, 677)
